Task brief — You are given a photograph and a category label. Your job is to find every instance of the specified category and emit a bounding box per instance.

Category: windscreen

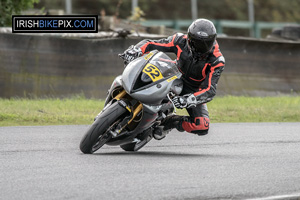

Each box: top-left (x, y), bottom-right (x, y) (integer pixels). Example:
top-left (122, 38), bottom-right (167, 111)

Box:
top-left (141, 52), bottom-right (179, 83)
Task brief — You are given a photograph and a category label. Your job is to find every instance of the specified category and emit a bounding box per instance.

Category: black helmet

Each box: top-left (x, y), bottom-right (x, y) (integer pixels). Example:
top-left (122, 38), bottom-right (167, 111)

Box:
top-left (187, 19), bottom-right (217, 56)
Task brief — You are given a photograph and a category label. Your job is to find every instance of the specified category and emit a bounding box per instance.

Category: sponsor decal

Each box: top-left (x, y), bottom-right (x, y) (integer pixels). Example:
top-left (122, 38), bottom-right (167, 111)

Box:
top-left (197, 31), bottom-right (208, 37)
top-left (204, 118), bottom-right (210, 128)
top-left (144, 52), bottom-right (154, 60)
top-left (167, 75), bottom-right (178, 82)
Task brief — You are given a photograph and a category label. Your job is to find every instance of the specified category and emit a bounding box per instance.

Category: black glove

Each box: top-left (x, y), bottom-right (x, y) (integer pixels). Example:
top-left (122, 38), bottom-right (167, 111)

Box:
top-left (172, 94), bottom-right (197, 109)
top-left (119, 45), bottom-right (142, 64)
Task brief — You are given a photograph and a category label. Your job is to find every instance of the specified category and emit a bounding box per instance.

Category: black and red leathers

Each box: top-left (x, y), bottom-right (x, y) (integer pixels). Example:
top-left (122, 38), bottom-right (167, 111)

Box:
top-left (135, 33), bottom-right (225, 135)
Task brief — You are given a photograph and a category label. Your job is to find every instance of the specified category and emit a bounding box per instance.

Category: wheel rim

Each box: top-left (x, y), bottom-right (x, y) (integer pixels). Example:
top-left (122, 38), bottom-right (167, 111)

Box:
top-left (91, 133), bottom-right (111, 152)
top-left (91, 119), bottom-right (122, 153)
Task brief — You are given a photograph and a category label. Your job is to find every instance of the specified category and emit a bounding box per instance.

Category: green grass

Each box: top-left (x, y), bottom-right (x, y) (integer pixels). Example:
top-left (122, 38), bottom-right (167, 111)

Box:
top-left (210, 96), bottom-right (300, 122)
top-left (0, 96), bottom-right (104, 126)
top-left (0, 96), bottom-right (299, 126)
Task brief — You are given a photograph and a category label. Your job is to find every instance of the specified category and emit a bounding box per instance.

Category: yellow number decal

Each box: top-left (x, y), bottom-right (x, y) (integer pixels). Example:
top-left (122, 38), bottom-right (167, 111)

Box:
top-left (142, 63), bottom-right (163, 82)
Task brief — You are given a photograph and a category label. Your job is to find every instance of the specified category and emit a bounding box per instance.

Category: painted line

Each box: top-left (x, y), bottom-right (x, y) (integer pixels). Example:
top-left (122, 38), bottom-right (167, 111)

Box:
top-left (246, 193), bottom-right (300, 200)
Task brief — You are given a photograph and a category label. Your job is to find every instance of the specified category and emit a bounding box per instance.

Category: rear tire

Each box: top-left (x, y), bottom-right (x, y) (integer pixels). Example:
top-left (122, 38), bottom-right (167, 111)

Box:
top-left (79, 101), bottom-right (127, 154)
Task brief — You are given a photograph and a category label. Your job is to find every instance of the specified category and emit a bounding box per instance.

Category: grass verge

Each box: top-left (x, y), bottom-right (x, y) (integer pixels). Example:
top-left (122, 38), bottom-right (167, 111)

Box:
top-left (0, 96), bottom-right (299, 126)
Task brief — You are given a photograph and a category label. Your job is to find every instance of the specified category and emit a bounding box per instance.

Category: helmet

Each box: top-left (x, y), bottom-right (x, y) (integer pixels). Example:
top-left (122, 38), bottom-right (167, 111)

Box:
top-left (187, 19), bottom-right (217, 56)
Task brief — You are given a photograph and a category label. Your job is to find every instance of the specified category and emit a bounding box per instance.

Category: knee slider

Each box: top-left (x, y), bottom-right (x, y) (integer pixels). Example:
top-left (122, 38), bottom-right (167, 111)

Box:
top-left (191, 129), bottom-right (209, 136)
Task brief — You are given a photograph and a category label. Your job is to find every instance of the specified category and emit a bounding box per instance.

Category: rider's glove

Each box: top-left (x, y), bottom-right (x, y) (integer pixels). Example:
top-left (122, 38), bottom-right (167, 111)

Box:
top-left (172, 94), bottom-right (197, 109)
top-left (119, 45), bottom-right (143, 64)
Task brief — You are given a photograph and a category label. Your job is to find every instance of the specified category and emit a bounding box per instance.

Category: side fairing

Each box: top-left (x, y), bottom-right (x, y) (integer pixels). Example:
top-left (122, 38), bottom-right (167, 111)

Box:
top-left (104, 75), bottom-right (123, 106)
top-left (131, 79), bottom-right (170, 104)
top-left (122, 58), bottom-right (146, 95)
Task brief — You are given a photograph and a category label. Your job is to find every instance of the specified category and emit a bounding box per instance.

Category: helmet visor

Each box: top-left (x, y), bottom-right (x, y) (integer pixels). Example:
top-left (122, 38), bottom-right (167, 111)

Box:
top-left (188, 37), bottom-right (215, 54)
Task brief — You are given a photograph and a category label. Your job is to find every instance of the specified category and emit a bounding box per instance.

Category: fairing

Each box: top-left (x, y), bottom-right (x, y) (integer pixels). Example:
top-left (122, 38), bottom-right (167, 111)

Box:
top-left (122, 51), bottom-right (182, 104)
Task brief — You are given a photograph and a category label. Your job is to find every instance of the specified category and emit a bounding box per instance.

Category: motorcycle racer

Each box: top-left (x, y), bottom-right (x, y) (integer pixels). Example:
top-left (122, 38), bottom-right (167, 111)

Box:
top-left (121, 18), bottom-right (225, 137)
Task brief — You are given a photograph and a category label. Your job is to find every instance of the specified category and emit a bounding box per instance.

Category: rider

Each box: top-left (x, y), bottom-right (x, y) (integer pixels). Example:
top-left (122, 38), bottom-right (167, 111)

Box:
top-left (121, 18), bottom-right (225, 137)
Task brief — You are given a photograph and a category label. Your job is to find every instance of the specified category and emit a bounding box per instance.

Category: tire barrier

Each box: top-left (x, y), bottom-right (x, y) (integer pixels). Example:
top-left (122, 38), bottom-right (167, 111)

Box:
top-left (0, 33), bottom-right (300, 98)
top-left (217, 37), bottom-right (300, 96)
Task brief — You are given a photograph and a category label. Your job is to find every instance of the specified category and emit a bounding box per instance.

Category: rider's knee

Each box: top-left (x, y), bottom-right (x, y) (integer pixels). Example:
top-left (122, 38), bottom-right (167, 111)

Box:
top-left (181, 117), bottom-right (210, 135)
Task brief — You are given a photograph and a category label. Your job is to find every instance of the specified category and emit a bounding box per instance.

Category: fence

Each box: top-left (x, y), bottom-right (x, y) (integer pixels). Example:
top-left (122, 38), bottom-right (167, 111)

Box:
top-left (141, 19), bottom-right (299, 38)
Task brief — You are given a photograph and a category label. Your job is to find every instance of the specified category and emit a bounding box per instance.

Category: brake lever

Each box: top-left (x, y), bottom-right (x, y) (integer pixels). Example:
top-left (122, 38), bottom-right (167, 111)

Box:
top-left (118, 53), bottom-right (129, 66)
top-left (167, 93), bottom-right (177, 114)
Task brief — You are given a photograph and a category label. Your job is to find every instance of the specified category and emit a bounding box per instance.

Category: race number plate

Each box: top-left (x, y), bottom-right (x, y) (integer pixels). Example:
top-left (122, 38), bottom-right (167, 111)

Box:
top-left (142, 63), bottom-right (163, 82)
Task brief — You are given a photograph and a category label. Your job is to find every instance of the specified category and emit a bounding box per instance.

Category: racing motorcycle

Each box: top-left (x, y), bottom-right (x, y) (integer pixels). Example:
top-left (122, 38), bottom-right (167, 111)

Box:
top-left (79, 50), bottom-right (183, 154)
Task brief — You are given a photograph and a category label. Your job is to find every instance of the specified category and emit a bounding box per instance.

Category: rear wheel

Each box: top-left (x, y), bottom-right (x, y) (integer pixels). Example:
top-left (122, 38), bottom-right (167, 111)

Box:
top-left (79, 101), bottom-right (127, 154)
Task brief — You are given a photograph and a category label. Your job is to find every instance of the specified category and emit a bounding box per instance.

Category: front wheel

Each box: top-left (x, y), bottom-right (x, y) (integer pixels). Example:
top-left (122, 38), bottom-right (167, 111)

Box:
top-left (79, 101), bottom-right (127, 154)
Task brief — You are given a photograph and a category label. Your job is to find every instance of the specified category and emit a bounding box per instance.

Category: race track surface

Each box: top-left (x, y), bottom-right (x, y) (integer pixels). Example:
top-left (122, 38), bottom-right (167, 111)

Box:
top-left (1, 123), bottom-right (300, 200)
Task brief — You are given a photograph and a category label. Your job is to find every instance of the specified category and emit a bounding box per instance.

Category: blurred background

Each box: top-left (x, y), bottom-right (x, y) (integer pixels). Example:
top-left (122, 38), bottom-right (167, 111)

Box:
top-left (37, 0), bottom-right (300, 38)
top-left (1, 0), bottom-right (300, 38)
top-left (0, 0), bottom-right (300, 99)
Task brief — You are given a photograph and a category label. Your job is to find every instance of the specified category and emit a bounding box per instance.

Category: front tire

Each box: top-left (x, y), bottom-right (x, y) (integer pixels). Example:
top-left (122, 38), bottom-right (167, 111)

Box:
top-left (79, 101), bottom-right (127, 154)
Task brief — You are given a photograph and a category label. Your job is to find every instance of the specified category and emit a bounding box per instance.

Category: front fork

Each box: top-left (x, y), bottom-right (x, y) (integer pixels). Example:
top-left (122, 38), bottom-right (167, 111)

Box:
top-left (108, 89), bottom-right (143, 137)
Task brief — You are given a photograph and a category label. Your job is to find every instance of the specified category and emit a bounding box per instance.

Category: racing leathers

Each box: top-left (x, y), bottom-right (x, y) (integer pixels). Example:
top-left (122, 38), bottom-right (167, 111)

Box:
top-left (134, 33), bottom-right (225, 135)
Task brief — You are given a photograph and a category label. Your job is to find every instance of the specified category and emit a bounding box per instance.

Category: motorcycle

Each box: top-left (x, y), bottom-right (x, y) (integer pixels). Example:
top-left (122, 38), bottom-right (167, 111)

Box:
top-left (79, 50), bottom-right (183, 154)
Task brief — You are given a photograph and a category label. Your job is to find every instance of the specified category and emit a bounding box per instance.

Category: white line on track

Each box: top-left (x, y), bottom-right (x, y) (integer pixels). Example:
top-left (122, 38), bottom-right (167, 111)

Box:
top-left (246, 193), bottom-right (300, 200)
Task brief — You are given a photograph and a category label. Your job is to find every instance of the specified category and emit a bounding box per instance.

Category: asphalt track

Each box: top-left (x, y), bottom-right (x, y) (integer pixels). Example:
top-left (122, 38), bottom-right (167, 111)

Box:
top-left (1, 123), bottom-right (300, 200)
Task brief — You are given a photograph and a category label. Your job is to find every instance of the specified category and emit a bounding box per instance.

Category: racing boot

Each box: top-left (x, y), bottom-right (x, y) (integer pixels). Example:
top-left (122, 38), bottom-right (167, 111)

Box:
top-left (161, 115), bottom-right (186, 132)
top-left (153, 115), bottom-right (187, 140)
top-left (152, 126), bottom-right (167, 140)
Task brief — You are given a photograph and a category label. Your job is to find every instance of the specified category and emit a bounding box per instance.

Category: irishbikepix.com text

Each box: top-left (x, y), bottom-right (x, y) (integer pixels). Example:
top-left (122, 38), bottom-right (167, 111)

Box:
top-left (12, 15), bottom-right (98, 33)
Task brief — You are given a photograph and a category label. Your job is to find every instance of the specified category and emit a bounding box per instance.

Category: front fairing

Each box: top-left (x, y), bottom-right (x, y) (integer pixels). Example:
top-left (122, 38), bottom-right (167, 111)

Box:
top-left (122, 51), bottom-right (181, 104)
